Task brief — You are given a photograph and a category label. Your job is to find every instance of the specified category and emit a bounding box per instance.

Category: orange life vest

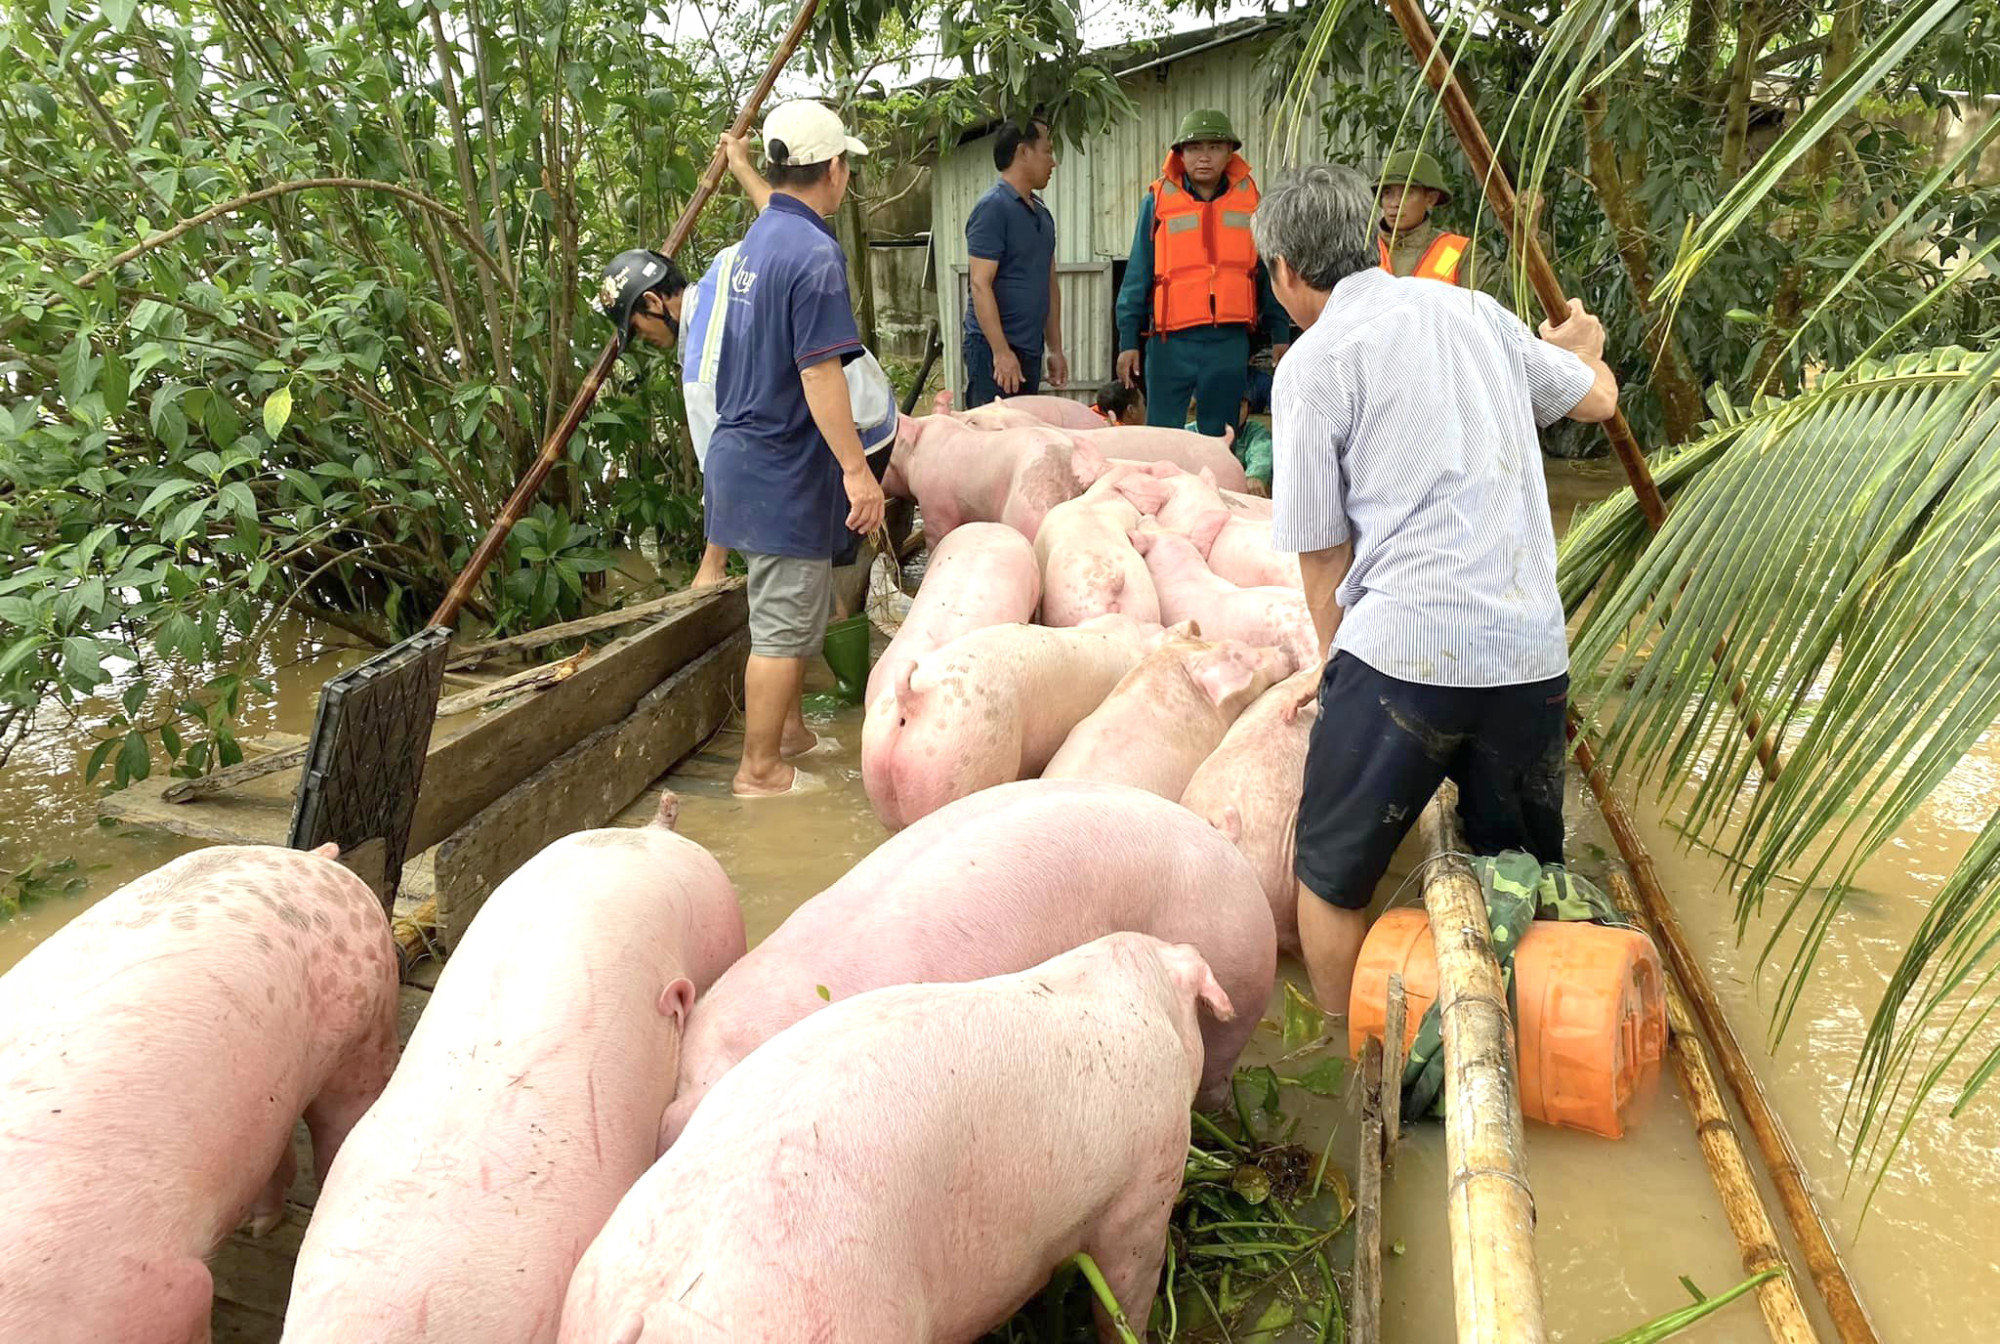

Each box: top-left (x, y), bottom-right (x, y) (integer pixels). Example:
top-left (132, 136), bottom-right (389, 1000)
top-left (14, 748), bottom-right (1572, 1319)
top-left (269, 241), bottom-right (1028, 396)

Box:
top-left (1149, 152), bottom-right (1261, 333)
top-left (1380, 231), bottom-right (1469, 284)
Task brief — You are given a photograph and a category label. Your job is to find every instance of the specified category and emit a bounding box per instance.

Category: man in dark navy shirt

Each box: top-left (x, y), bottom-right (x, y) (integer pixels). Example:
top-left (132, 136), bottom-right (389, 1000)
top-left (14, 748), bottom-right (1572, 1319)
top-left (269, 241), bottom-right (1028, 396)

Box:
top-left (962, 117), bottom-right (1067, 407)
top-left (704, 99), bottom-right (886, 797)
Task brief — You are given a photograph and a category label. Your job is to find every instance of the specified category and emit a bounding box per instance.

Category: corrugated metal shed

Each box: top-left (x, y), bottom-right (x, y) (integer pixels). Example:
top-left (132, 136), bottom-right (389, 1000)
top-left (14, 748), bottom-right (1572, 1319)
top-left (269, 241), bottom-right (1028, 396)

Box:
top-left (931, 24), bottom-right (1350, 400)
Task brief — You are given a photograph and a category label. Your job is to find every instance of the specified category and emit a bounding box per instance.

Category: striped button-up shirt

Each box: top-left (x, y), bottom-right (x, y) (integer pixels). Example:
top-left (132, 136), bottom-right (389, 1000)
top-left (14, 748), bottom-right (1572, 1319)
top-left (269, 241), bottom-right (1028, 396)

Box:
top-left (1270, 268), bottom-right (1592, 687)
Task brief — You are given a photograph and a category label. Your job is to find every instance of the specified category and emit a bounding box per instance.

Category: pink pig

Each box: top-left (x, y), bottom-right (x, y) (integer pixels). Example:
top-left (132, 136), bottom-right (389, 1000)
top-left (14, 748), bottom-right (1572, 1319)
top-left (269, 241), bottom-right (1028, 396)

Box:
top-left (1067, 424), bottom-right (1248, 491)
top-left (861, 614), bottom-right (1162, 830)
top-left (1187, 509), bottom-right (1303, 588)
top-left (889, 418), bottom-right (1105, 541)
top-left (1132, 527), bottom-right (1319, 672)
top-left (1043, 631), bottom-right (1291, 800)
top-left (1033, 464), bottom-right (1171, 627)
top-left (1117, 461), bottom-right (1234, 532)
top-left (569, 933), bottom-right (1232, 1344)
top-left (866, 522), bottom-right (1041, 707)
top-left (0, 845), bottom-right (399, 1344)
top-left (281, 796), bottom-right (745, 1344)
top-left (1222, 487), bottom-right (1274, 517)
top-left (663, 780), bottom-right (1275, 1144)
top-left (1182, 670), bottom-right (1321, 955)
top-left (990, 393), bottom-right (1108, 429)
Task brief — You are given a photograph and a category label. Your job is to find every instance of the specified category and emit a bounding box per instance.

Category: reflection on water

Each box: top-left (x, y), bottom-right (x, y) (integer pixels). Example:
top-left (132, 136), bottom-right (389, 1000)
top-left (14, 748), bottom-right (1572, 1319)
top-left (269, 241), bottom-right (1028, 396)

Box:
top-left (2, 460), bottom-right (1997, 1339)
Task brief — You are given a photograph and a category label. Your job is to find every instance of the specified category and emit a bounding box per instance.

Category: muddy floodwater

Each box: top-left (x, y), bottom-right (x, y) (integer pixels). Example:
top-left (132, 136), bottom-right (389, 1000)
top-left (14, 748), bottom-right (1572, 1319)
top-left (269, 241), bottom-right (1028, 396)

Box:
top-left (4, 460), bottom-right (1999, 1340)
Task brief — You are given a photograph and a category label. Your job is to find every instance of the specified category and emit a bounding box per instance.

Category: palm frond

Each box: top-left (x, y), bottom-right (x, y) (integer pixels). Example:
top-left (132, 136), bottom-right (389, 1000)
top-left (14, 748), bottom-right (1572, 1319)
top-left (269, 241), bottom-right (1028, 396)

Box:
top-left (1557, 345), bottom-right (2000, 1178)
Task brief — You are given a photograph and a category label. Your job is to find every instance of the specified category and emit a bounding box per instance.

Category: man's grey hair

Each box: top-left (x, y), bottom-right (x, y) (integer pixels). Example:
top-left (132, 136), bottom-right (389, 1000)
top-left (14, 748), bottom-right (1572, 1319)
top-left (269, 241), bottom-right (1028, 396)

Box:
top-left (1252, 164), bottom-right (1378, 293)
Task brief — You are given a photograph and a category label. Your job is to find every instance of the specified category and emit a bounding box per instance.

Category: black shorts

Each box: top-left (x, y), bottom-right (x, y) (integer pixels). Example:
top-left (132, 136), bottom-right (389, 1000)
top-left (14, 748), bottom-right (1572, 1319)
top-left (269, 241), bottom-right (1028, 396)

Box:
top-left (1295, 652), bottom-right (1569, 910)
top-left (830, 444), bottom-right (894, 570)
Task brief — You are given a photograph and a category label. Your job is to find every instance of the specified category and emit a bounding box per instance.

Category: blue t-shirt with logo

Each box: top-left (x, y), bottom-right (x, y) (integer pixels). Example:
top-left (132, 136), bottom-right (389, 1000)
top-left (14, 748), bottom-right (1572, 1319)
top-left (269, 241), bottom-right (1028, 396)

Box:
top-left (703, 194), bottom-right (863, 559)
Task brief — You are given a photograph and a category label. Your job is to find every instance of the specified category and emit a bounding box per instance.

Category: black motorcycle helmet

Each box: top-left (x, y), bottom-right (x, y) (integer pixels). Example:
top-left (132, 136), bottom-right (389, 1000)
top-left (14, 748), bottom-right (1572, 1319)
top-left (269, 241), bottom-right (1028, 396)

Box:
top-left (598, 249), bottom-right (687, 343)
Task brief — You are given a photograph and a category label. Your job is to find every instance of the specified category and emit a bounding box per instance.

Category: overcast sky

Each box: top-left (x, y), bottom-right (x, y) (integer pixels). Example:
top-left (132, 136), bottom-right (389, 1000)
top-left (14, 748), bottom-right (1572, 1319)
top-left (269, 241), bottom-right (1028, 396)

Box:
top-left (662, 0), bottom-right (1277, 96)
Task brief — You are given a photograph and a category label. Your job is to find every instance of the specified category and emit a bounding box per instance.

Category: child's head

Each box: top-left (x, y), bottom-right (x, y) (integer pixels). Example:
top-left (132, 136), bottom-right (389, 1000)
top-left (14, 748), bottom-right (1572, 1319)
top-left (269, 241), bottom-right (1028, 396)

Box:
top-left (1094, 379), bottom-right (1145, 426)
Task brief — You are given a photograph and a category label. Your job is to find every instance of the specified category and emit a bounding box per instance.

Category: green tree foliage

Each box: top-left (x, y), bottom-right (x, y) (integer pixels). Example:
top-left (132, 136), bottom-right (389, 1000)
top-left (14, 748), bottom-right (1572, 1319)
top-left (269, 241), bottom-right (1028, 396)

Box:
top-left (0, 0), bottom-right (1112, 780)
top-left (1267, 0), bottom-right (2000, 451)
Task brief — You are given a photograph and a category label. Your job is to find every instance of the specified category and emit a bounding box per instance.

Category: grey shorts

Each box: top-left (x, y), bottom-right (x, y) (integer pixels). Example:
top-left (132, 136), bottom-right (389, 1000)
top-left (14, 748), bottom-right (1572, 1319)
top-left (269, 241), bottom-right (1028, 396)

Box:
top-left (745, 552), bottom-right (833, 658)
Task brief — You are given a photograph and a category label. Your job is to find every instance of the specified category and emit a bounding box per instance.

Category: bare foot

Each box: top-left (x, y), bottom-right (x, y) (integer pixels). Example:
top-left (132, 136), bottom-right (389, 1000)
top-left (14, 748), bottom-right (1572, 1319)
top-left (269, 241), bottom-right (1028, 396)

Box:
top-left (731, 764), bottom-right (826, 798)
top-left (690, 565), bottom-right (726, 589)
top-left (732, 761), bottom-right (796, 796)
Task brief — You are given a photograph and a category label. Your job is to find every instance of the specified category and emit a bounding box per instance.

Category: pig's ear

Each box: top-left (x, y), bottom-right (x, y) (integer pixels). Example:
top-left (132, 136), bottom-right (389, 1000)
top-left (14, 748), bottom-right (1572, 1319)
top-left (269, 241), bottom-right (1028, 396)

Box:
top-left (1179, 957), bottom-right (1236, 1023)
top-left (607, 1313), bottom-right (649, 1344)
top-left (657, 976), bottom-right (696, 1026)
top-left (1127, 528), bottom-right (1154, 555)
top-left (1189, 650), bottom-right (1257, 709)
top-left (1165, 619), bottom-right (1200, 642)
top-left (1188, 510), bottom-right (1229, 556)
top-left (1218, 804), bottom-right (1244, 844)
top-left (932, 389), bottom-right (953, 415)
top-left (1198, 466), bottom-right (1217, 488)
top-left (1070, 440), bottom-right (1108, 487)
top-left (310, 842), bottom-right (341, 860)
top-left (1147, 459), bottom-right (1183, 478)
top-left (650, 790), bottom-right (682, 832)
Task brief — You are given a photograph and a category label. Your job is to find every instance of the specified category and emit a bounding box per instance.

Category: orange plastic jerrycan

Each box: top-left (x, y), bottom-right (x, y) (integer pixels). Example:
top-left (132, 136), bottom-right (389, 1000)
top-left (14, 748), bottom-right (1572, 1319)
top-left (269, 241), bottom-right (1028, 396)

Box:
top-left (1348, 907), bottom-right (1668, 1139)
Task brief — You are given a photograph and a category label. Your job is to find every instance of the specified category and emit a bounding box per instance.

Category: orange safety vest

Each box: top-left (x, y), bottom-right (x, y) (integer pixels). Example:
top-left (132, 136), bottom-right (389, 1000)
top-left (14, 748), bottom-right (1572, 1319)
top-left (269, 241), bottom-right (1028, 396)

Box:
top-left (1149, 152), bottom-right (1261, 333)
top-left (1380, 231), bottom-right (1469, 284)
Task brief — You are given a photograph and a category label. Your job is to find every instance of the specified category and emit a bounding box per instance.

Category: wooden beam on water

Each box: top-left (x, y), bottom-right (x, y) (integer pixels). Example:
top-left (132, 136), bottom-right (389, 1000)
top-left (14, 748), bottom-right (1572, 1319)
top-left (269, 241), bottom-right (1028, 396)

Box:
top-left (1604, 868), bottom-right (1819, 1344)
top-left (99, 587), bottom-right (746, 859)
top-left (1353, 1035), bottom-right (1387, 1344)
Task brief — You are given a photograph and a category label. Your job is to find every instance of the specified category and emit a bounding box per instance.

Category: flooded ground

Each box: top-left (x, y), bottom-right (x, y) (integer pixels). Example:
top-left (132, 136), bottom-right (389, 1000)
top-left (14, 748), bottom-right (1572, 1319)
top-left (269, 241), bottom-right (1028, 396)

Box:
top-left (3, 459), bottom-right (1998, 1339)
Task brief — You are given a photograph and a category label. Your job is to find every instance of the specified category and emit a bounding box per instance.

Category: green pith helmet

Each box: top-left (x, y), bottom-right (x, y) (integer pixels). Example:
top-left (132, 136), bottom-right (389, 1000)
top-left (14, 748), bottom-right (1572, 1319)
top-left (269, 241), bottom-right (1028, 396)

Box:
top-left (1379, 148), bottom-right (1452, 203)
top-left (1172, 109), bottom-right (1241, 150)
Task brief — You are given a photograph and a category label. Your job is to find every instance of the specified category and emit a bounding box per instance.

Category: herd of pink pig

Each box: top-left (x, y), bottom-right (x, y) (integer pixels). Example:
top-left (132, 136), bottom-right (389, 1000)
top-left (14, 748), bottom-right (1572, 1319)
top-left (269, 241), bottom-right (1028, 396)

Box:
top-left (0, 396), bottom-right (1323, 1343)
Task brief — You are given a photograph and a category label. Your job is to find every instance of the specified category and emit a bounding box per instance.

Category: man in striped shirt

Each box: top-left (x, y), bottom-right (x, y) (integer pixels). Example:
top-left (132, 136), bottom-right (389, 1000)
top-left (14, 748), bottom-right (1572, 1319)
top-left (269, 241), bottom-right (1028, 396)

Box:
top-left (1252, 163), bottom-right (1620, 1012)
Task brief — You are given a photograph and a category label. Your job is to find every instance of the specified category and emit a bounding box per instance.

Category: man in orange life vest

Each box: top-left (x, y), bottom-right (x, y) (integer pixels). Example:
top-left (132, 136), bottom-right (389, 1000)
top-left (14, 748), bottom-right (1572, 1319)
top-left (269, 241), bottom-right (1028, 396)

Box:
top-left (1114, 109), bottom-right (1291, 436)
top-left (1377, 148), bottom-right (1471, 283)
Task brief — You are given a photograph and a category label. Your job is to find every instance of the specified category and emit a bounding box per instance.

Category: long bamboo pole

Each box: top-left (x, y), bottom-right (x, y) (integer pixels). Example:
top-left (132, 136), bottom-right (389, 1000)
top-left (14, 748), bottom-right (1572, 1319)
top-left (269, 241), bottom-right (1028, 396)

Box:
top-left (428, 0), bottom-right (826, 628)
top-left (1379, 0), bottom-right (1666, 529)
top-left (1603, 868), bottom-right (1817, 1344)
top-left (1419, 785), bottom-right (1546, 1344)
top-left (1376, 6), bottom-right (1879, 1338)
top-left (1573, 733), bottom-right (1881, 1344)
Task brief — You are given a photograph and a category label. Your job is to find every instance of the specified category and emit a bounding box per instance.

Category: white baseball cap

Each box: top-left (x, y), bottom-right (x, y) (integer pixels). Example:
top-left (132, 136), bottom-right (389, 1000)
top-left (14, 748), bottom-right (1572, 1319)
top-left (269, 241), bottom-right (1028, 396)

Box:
top-left (762, 100), bottom-right (869, 168)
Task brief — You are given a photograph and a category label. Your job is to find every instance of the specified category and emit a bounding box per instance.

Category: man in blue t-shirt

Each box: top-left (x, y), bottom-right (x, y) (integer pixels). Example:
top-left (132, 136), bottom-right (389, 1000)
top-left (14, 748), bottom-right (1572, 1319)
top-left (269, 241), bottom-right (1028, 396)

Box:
top-left (704, 99), bottom-right (886, 797)
top-left (962, 117), bottom-right (1068, 408)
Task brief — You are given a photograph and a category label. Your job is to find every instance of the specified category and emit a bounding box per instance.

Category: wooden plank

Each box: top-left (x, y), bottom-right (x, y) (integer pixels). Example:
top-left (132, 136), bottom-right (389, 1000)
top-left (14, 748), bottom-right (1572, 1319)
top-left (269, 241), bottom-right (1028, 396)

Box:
top-left (98, 589), bottom-right (746, 855)
top-left (409, 584), bottom-right (745, 853)
top-left (446, 577), bottom-right (746, 669)
top-left (1354, 1035), bottom-right (1386, 1344)
top-left (1383, 973), bottom-right (1407, 1172)
top-left (431, 629), bottom-right (747, 947)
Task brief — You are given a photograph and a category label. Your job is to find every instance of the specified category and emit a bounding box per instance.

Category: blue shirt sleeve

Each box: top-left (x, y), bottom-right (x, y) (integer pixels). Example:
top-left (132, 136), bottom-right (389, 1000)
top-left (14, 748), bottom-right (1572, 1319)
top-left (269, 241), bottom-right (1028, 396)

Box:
top-left (791, 249), bottom-right (863, 372)
top-left (1116, 193), bottom-right (1156, 353)
top-left (966, 192), bottom-right (1005, 263)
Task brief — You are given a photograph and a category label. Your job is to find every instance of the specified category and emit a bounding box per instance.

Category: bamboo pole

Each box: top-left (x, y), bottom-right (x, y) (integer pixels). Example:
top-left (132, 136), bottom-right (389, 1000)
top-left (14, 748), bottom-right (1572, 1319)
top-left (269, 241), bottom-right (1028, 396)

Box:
top-left (1379, 0), bottom-right (1666, 529)
top-left (1572, 731), bottom-right (1881, 1344)
top-left (428, 0), bottom-right (826, 628)
top-left (1603, 867), bottom-right (1818, 1344)
top-left (1419, 785), bottom-right (1546, 1344)
top-left (1353, 1035), bottom-right (1387, 1344)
